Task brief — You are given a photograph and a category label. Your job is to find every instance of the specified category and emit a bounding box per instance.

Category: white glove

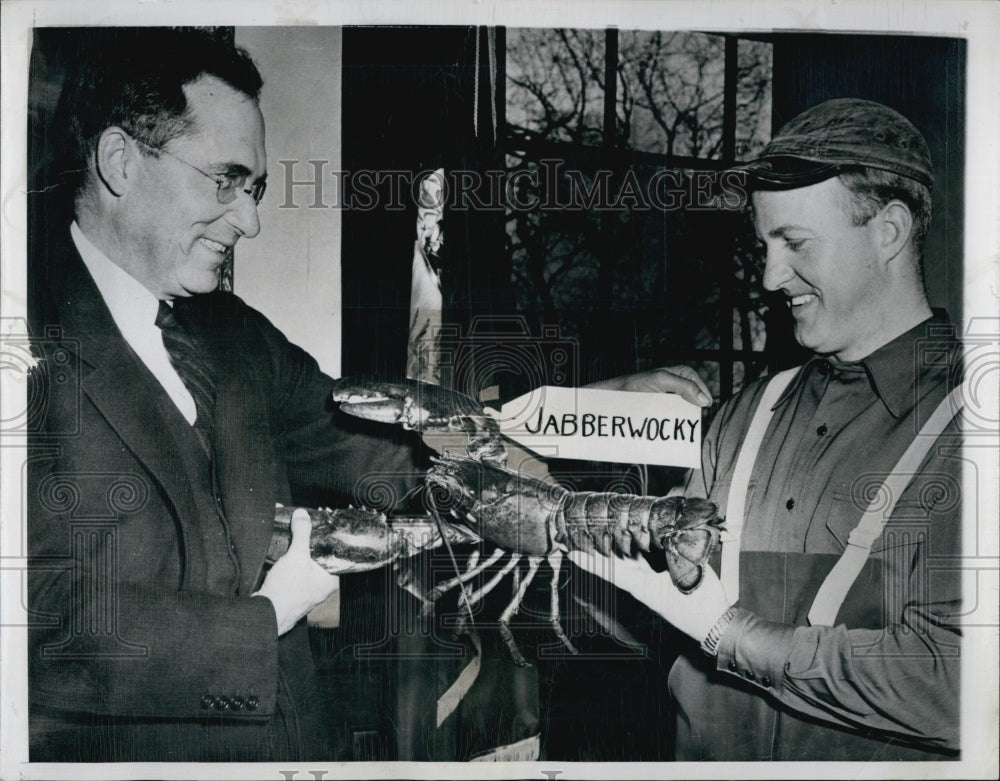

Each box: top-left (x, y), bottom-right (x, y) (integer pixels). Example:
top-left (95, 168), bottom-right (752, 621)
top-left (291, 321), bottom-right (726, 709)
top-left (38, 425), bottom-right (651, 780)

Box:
top-left (253, 508), bottom-right (340, 636)
top-left (568, 549), bottom-right (729, 644)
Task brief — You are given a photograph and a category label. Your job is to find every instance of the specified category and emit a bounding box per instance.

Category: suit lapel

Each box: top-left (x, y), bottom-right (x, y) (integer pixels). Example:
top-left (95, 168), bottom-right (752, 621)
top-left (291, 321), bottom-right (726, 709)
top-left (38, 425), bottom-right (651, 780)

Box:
top-left (47, 235), bottom-right (206, 573)
top-left (45, 230), bottom-right (281, 594)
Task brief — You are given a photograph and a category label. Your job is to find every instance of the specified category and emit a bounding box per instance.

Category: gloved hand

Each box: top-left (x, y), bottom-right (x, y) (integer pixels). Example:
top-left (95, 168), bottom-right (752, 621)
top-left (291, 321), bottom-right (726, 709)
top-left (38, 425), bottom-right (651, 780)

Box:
top-left (253, 508), bottom-right (340, 636)
top-left (568, 549), bottom-right (730, 644)
top-left (586, 365), bottom-right (712, 407)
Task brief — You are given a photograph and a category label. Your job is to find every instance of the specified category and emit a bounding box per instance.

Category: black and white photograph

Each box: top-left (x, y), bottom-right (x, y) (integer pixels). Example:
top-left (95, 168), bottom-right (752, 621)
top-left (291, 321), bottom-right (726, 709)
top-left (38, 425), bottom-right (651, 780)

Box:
top-left (1, 1), bottom-right (997, 779)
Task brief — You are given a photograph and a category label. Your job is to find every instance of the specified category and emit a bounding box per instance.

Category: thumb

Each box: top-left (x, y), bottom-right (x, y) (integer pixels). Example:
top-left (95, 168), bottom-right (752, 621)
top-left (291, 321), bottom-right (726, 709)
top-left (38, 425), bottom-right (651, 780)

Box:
top-left (651, 366), bottom-right (711, 407)
top-left (288, 508), bottom-right (313, 558)
top-left (669, 366), bottom-right (712, 405)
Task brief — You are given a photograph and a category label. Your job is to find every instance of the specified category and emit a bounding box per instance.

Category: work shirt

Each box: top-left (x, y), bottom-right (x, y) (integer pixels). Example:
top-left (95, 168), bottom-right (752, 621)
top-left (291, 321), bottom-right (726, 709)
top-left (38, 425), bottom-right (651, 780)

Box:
top-left (671, 314), bottom-right (963, 760)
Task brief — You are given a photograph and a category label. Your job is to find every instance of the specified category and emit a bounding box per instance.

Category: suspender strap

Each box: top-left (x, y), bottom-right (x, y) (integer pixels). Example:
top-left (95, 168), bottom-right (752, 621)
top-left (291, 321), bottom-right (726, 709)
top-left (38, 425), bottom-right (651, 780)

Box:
top-left (807, 382), bottom-right (965, 626)
top-left (721, 368), bottom-right (799, 602)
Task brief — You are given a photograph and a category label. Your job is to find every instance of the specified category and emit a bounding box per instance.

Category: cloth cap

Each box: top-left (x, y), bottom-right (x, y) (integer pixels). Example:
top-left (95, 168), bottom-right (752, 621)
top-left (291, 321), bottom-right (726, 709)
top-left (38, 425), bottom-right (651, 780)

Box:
top-left (733, 98), bottom-right (933, 189)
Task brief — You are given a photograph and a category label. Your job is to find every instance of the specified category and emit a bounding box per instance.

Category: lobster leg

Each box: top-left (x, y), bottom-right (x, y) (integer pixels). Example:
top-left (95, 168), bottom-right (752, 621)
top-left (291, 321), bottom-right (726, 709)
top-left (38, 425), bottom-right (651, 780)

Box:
top-left (452, 551), bottom-right (522, 639)
top-left (449, 549), bottom-right (486, 638)
top-left (419, 547), bottom-right (506, 618)
top-left (464, 552), bottom-right (522, 610)
top-left (498, 556), bottom-right (543, 667)
top-left (546, 552), bottom-right (578, 655)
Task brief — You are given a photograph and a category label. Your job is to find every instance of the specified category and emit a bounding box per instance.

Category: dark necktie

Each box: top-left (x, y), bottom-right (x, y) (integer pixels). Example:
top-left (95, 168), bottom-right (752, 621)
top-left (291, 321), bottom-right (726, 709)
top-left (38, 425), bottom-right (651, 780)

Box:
top-left (155, 300), bottom-right (215, 455)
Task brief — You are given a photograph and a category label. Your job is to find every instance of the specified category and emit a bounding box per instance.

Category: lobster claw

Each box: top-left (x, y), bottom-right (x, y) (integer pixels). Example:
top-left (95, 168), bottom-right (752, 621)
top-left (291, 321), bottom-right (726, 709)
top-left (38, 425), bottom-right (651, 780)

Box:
top-left (331, 376), bottom-right (488, 431)
top-left (331, 376), bottom-right (508, 465)
top-left (270, 504), bottom-right (400, 574)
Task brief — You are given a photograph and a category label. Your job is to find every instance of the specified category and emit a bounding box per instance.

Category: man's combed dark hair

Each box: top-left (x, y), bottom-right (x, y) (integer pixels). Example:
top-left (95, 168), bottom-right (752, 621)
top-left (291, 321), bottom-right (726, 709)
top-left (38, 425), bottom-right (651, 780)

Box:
top-left (837, 167), bottom-right (933, 258)
top-left (51, 27), bottom-right (263, 196)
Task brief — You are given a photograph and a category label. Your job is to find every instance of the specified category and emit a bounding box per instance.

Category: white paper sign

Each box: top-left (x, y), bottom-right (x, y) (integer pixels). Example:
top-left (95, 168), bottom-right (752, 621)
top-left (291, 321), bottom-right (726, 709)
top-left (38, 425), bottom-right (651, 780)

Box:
top-left (491, 386), bottom-right (702, 468)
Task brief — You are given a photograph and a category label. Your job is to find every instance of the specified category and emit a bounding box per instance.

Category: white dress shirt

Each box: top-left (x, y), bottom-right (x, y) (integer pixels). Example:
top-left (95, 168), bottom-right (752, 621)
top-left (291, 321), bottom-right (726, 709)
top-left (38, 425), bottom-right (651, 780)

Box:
top-left (71, 221), bottom-right (197, 424)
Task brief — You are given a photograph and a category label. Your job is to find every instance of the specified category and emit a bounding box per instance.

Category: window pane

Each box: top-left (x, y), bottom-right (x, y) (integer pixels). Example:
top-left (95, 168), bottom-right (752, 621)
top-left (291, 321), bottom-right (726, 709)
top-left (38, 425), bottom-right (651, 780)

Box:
top-left (731, 214), bottom-right (768, 355)
top-left (503, 31), bottom-right (774, 401)
top-left (507, 28), bottom-right (606, 146)
top-left (619, 31), bottom-right (726, 158)
top-left (505, 164), bottom-right (755, 374)
top-left (736, 39), bottom-right (773, 160)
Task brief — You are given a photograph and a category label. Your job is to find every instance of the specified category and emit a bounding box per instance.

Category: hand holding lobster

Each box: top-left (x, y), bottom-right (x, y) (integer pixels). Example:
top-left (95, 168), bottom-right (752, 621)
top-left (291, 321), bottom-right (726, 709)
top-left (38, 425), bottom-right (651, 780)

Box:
top-left (255, 508), bottom-right (341, 635)
top-left (567, 549), bottom-right (730, 645)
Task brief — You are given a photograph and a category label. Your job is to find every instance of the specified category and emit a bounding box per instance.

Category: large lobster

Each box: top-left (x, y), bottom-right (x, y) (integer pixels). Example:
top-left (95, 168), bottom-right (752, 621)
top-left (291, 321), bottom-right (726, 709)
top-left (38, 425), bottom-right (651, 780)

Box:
top-left (269, 378), bottom-right (723, 666)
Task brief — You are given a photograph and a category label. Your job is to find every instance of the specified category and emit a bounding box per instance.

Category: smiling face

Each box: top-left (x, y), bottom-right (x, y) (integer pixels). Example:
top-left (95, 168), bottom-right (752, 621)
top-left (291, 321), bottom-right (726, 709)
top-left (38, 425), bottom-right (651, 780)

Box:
top-left (752, 177), bottom-right (894, 361)
top-left (118, 75), bottom-right (267, 299)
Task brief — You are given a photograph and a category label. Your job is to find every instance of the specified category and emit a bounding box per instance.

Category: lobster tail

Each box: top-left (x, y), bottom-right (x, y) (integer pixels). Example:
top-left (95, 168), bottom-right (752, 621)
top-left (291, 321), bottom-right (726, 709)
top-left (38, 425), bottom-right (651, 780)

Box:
top-left (653, 497), bottom-right (724, 592)
top-left (559, 492), bottom-right (655, 557)
top-left (556, 491), bottom-right (724, 585)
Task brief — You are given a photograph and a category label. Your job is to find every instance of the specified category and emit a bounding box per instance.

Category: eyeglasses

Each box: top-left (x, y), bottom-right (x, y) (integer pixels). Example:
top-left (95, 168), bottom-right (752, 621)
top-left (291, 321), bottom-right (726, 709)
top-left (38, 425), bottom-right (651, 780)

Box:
top-left (135, 138), bottom-right (267, 205)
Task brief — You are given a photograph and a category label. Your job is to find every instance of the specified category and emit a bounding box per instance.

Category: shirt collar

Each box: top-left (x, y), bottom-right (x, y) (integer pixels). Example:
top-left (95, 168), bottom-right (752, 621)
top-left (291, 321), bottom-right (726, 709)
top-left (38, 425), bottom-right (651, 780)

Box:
top-left (71, 221), bottom-right (163, 334)
top-left (773, 312), bottom-right (956, 418)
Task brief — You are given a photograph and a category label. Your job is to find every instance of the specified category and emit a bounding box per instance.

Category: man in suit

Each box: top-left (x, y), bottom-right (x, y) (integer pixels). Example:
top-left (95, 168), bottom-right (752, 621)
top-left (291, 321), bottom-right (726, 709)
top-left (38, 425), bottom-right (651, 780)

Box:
top-left (27, 29), bottom-right (423, 761)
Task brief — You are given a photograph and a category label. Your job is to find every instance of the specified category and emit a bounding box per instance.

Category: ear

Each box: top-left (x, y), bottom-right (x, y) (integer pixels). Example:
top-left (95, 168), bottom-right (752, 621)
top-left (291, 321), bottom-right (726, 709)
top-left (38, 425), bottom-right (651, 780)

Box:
top-left (875, 200), bottom-right (914, 263)
top-left (93, 127), bottom-right (135, 197)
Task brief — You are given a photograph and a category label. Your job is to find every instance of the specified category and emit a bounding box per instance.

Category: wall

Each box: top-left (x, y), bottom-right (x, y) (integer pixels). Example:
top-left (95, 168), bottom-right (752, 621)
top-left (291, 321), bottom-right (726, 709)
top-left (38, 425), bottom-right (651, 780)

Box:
top-left (234, 27), bottom-right (342, 377)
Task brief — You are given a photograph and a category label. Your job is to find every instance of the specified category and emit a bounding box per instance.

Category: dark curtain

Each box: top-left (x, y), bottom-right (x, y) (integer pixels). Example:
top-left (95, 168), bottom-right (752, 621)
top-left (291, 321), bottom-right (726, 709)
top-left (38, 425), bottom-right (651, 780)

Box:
top-left (341, 26), bottom-right (513, 384)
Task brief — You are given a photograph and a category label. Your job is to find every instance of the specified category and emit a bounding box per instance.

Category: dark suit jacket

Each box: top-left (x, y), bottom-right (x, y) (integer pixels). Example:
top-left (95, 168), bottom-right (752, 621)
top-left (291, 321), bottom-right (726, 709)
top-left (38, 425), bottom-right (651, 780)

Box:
top-left (27, 221), bottom-right (422, 761)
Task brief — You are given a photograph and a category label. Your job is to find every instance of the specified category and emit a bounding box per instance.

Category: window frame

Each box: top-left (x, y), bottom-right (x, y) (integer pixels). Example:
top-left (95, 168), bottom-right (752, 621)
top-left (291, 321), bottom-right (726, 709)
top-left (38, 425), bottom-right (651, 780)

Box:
top-left (500, 27), bottom-right (775, 400)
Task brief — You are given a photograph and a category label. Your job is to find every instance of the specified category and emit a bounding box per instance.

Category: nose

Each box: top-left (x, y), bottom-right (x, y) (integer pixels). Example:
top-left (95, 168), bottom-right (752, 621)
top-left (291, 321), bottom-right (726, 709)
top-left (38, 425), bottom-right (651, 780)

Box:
top-left (226, 191), bottom-right (261, 239)
top-left (761, 246), bottom-right (794, 292)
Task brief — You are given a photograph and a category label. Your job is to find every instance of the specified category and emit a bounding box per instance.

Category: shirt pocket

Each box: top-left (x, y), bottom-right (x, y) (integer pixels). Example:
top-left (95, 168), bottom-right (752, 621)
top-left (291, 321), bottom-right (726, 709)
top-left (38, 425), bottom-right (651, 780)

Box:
top-left (820, 487), bottom-right (923, 629)
top-left (824, 475), bottom-right (935, 557)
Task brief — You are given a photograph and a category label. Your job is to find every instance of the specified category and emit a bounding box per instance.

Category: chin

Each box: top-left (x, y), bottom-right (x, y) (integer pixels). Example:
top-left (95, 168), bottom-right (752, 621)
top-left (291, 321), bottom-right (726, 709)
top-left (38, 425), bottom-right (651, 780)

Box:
top-left (793, 330), bottom-right (825, 356)
top-left (182, 271), bottom-right (223, 296)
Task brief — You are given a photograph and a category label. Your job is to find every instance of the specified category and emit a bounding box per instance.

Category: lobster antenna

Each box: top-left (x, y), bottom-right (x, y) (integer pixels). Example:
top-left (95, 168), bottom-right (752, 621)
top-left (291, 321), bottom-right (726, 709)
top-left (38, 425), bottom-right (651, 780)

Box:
top-left (399, 484), bottom-right (426, 505)
top-left (426, 489), bottom-right (478, 627)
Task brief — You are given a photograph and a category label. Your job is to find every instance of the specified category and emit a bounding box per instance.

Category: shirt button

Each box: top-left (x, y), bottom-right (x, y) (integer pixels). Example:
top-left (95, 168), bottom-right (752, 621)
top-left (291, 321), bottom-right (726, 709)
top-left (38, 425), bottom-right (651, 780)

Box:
top-left (761, 675), bottom-right (773, 688)
top-left (246, 695), bottom-right (260, 711)
top-left (816, 424), bottom-right (828, 436)
top-left (786, 498), bottom-right (795, 510)
top-left (200, 694), bottom-right (214, 710)
top-left (743, 670), bottom-right (756, 681)
top-left (727, 660), bottom-right (738, 672)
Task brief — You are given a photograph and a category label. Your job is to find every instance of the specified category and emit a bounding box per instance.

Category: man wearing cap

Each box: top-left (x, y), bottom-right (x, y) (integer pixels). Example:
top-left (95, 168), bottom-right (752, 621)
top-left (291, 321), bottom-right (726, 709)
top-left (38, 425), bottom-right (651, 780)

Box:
top-left (571, 98), bottom-right (963, 760)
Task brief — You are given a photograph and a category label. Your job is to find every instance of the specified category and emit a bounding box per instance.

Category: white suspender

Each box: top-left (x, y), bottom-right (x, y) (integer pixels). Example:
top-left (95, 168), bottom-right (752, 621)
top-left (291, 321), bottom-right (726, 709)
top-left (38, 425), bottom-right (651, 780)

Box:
top-left (721, 368), bottom-right (799, 602)
top-left (720, 368), bottom-right (965, 621)
top-left (807, 382), bottom-right (965, 626)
